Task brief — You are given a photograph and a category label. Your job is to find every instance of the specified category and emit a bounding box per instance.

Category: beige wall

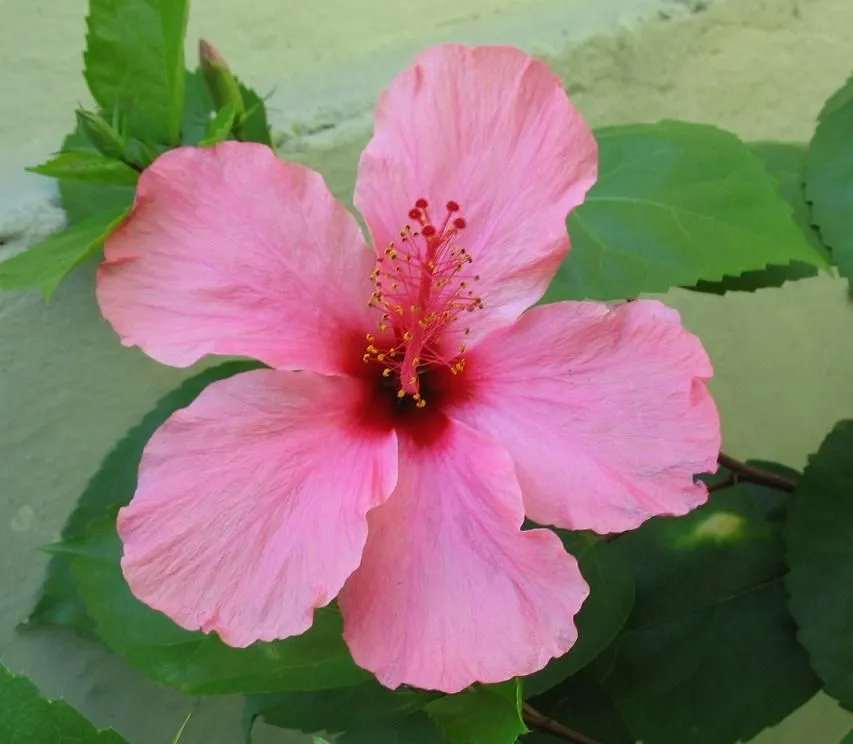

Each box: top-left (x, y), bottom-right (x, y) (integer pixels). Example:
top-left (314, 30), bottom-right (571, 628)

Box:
top-left (2, 0), bottom-right (853, 742)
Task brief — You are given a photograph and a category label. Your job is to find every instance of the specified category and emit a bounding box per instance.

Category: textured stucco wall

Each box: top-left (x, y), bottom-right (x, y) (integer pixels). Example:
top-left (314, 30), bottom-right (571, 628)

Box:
top-left (2, 0), bottom-right (853, 742)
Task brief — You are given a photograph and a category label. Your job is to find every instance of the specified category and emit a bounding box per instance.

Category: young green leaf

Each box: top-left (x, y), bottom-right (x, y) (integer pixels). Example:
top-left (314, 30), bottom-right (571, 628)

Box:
top-left (546, 121), bottom-right (829, 301)
top-left (28, 151), bottom-right (139, 186)
top-left (805, 74), bottom-right (853, 283)
top-left (244, 682), bottom-right (436, 740)
top-left (0, 207), bottom-right (128, 299)
top-left (524, 533), bottom-right (634, 698)
top-left (200, 102), bottom-right (239, 147)
top-left (0, 662), bottom-right (127, 743)
top-left (84, 0), bottom-right (189, 144)
top-left (841, 732), bottom-right (853, 744)
top-left (592, 468), bottom-right (820, 744)
top-left (46, 362), bottom-right (368, 694)
top-left (690, 142), bottom-right (827, 294)
top-left (237, 81), bottom-right (273, 146)
top-left (426, 681), bottom-right (526, 744)
top-left (786, 420), bottom-right (853, 710)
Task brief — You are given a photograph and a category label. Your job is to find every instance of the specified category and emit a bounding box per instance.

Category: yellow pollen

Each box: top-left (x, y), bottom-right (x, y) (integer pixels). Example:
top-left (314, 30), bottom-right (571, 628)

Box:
top-left (416, 399), bottom-right (427, 408)
top-left (398, 389), bottom-right (406, 398)
top-left (382, 368), bottom-right (392, 377)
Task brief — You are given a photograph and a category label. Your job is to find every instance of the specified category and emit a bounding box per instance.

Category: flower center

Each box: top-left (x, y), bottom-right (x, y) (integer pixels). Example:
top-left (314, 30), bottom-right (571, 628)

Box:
top-left (363, 198), bottom-right (483, 407)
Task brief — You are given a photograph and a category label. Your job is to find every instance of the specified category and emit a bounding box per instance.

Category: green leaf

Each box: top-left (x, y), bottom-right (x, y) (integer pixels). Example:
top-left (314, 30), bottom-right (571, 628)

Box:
top-left (0, 662), bottom-right (127, 743)
top-left (426, 681), bottom-right (526, 744)
top-left (691, 142), bottom-right (828, 293)
top-left (237, 81), bottom-right (273, 146)
top-left (244, 682), bottom-right (436, 739)
top-left (805, 75), bottom-right (853, 282)
top-left (524, 533), bottom-right (633, 698)
top-left (27, 151), bottom-right (139, 186)
top-left (547, 121), bottom-right (828, 301)
top-left (593, 467), bottom-right (820, 744)
top-left (181, 69), bottom-right (215, 145)
top-left (200, 102), bottom-right (239, 147)
top-left (338, 713), bottom-right (449, 743)
top-left (56, 129), bottom-right (135, 226)
top-left (786, 420), bottom-right (853, 710)
top-left (22, 559), bottom-right (97, 640)
top-left (84, 0), bottom-right (189, 144)
top-left (49, 362), bottom-right (367, 694)
top-left (841, 732), bottom-right (853, 744)
top-left (525, 672), bottom-right (632, 744)
top-left (0, 208), bottom-right (128, 299)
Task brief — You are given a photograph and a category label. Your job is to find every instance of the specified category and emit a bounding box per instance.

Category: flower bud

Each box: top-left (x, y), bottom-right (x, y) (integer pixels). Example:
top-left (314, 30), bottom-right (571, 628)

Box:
top-left (75, 109), bottom-right (125, 160)
top-left (199, 40), bottom-right (245, 120)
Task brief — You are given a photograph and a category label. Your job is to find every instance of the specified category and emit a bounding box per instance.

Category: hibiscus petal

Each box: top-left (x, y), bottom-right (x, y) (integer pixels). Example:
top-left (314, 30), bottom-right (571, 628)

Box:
top-left (97, 143), bottom-right (376, 373)
top-left (452, 300), bottom-right (721, 534)
top-left (118, 369), bottom-right (397, 647)
top-left (355, 44), bottom-right (597, 341)
top-left (338, 418), bottom-right (588, 693)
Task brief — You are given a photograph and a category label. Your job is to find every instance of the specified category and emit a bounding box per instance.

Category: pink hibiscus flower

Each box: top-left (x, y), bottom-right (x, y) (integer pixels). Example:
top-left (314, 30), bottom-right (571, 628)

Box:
top-left (96, 45), bottom-right (720, 693)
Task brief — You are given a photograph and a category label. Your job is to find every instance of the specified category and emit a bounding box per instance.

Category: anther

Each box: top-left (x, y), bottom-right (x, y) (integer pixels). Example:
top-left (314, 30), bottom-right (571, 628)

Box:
top-left (453, 217), bottom-right (467, 229)
top-left (422, 225), bottom-right (437, 238)
top-left (415, 198), bottom-right (429, 209)
top-left (446, 200), bottom-right (460, 212)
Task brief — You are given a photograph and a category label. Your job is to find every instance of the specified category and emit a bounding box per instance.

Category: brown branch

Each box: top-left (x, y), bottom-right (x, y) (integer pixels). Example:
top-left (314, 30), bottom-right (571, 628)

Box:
top-left (707, 472), bottom-right (736, 492)
top-left (523, 703), bottom-right (602, 744)
top-left (717, 453), bottom-right (796, 493)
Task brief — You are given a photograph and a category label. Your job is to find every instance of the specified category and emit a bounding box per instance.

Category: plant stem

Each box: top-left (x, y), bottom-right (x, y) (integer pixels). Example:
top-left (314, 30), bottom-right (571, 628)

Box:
top-left (522, 703), bottom-right (602, 744)
top-left (717, 453), bottom-right (797, 493)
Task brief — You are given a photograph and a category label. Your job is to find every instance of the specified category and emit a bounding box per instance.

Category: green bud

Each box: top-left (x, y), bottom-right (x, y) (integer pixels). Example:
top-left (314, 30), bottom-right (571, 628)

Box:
top-left (75, 109), bottom-right (126, 160)
top-left (199, 39), bottom-right (246, 120)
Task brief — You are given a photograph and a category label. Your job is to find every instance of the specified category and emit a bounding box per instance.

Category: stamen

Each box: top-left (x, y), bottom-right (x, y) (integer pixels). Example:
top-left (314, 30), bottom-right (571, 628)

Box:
top-left (362, 197), bottom-right (483, 404)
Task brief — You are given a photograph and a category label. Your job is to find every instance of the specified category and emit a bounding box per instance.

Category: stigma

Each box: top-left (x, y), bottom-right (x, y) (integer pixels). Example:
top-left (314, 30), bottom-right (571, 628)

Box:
top-left (364, 198), bottom-right (483, 405)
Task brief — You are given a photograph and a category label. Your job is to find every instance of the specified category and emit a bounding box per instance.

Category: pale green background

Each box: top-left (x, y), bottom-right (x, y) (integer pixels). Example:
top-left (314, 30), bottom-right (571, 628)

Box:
top-left (1, 0), bottom-right (853, 742)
